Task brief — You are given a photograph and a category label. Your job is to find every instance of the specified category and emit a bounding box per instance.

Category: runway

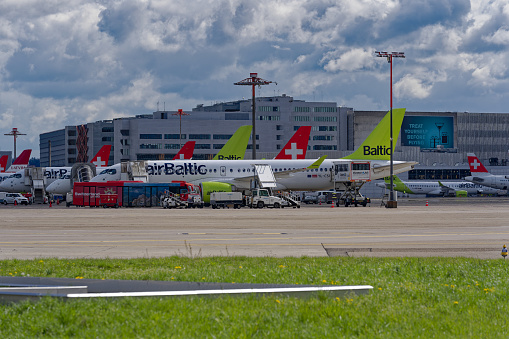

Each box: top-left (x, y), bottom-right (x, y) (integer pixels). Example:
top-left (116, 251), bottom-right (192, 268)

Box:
top-left (1, 197), bottom-right (508, 259)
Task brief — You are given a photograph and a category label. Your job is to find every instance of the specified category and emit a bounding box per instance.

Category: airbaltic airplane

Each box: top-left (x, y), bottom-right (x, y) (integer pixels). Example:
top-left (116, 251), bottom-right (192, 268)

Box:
top-left (0, 145), bottom-right (111, 193)
top-left (0, 149), bottom-right (32, 185)
top-left (376, 175), bottom-right (501, 196)
top-left (90, 108), bottom-right (417, 193)
top-left (44, 125), bottom-right (253, 195)
top-left (464, 153), bottom-right (509, 190)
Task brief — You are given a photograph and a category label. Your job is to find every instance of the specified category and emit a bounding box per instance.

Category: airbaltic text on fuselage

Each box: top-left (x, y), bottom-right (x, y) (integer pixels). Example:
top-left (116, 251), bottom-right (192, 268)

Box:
top-left (363, 146), bottom-right (391, 156)
top-left (216, 155), bottom-right (241, 160)
top-left (147, 163), bottom-right (207, 175)
top-left (45, 169), bottom-right (69, 179)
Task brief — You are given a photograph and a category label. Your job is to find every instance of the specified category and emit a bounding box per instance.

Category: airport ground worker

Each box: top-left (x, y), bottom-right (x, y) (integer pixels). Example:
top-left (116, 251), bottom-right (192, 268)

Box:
top-left (502, 245), bottom-right (507, 259)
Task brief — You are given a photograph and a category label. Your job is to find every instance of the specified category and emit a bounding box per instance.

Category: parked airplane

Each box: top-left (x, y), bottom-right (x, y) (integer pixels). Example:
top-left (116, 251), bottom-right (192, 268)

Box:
top-left (376, 175), bottom-right (501, 196)
top-left (89, 109), bottom-right (417, 199)
top-left (44, 126), bottom-right (252, 195)
top-left (0, 145), bottom-right (111, 193)
top-left (274, 126), bottom-right (311, 159)
top-left (0, 149), bottom-right (32, 185)
top-left (464, 153), bottom-right (509, 190)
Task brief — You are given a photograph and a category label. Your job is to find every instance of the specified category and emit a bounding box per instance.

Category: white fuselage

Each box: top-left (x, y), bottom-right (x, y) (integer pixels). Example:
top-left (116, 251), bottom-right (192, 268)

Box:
top-left (379, 180), bottom-right (501, 196)
top-left (1, 167), bottom-right (73, 193)
top-left (91, 158), bottom-right (416, 191)
top-left (464, 174), bottom-right (509, 190)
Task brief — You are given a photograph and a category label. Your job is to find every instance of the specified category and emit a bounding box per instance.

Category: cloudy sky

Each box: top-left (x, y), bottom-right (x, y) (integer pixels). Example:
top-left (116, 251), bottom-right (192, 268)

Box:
top-left (0, 0), bottom-right (508, 157)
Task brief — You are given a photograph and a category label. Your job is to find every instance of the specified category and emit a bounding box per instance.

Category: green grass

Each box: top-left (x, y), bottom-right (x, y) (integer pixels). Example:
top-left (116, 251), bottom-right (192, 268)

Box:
top-left (1, 256), bottom-right (508, 338)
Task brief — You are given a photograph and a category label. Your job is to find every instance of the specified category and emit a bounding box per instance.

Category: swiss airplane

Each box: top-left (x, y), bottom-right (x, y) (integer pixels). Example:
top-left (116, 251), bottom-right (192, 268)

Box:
top-left (464, 153), bottom-right (509, 190)
top-left (0, 145), bottom-right (112, 193)
top-left (274, 126), bottom-right (311, 160)
top-left (0, 149), bottom-right (32, 185)
top-left (377, 175), bottom-right (501, 196)
top-left (90, 108), bottom-right (417, 193)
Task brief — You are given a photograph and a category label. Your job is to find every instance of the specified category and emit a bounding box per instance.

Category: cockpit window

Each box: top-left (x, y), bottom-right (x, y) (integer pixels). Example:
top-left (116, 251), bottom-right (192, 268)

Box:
top-left (100, 168), bottom-right (117, 175)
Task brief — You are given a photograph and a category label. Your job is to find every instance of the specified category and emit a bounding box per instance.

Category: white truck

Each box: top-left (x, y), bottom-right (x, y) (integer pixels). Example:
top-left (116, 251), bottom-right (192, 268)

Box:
top-left (248, 188), bottom-right (284, 209)
top-left (0, 192), bottom-right (29, 205)
top-left (210, 192), bottom-right (243, 209)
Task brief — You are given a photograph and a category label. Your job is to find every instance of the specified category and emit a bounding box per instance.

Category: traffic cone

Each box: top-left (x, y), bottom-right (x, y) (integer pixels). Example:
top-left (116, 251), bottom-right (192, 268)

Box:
top-left (331, 203), bottom-right (334, 208)
top-left (49, 200), bottom-right (52, 208)
top-left (426, 200), bottom-right (428, 207)
top-left (57, 199), bottom-right (60, 205)
top-left (14, 200), bottom-right (17, 206)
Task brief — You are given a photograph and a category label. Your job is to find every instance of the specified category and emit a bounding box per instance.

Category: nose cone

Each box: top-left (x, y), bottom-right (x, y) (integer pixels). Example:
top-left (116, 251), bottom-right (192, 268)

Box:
top-left (0, 179), bottom-right (17, 192)
top-left (46, 180), bottom-right (69, 195)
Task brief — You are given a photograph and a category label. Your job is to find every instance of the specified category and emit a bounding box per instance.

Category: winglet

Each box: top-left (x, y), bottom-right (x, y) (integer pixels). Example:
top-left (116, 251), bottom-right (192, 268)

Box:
top-left (213, 125), bottom-right (252, 160)
top-left (274, 126), bottom-right (311, 159)
top-left (342, 108), bottom-right (406, 160)
top-left (173, 141), bottom-right (195, 160)
top-left (307, 155), bottom-right (327, 169)
top-left (91, 145), bottom-right (112, 167)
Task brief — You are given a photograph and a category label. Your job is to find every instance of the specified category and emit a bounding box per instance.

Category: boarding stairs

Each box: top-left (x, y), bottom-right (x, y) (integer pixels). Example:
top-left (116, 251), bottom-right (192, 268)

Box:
top-left (278, 192), bottom-right (300, 208)
top-left (24, 168), bottom-right (46, 204)
top-left (120, 161), bottom-right (148, 182)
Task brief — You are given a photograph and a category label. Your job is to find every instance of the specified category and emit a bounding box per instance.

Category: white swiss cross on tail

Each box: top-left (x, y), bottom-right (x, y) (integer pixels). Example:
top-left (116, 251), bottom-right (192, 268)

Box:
top-left (92, 157), bottom-right (106, 167)
top-left (285, 143), bottom-right (304, 159)
top-left (467, 153), bottom-right (488, 173)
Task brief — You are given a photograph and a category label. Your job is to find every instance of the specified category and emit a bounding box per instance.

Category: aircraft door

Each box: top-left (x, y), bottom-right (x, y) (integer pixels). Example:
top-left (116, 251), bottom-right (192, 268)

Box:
top-left (220, 166), bottom-right (226, 176)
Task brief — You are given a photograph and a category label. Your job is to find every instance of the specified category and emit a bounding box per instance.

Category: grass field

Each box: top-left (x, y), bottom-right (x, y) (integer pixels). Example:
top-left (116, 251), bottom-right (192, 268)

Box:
top-left (1, 256), bottom-right (508, 337)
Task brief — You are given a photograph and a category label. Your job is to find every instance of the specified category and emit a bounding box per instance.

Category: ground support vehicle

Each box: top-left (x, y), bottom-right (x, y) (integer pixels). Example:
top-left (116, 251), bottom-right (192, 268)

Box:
top-left (161, 194), bottom-right (188, 209)
top-left (248, 188), bottom-right (285, 208)
top-left (277, 192), bottom-right (300, 208)
top-left (0, 192), bottom-right (29, 205)
top-left (210, 192), bottom-right (243, 209)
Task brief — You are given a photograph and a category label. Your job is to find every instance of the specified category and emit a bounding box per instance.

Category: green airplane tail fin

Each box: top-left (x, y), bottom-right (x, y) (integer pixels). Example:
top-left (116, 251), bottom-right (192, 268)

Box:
top-left (342, 108), bottom-right (406, 160)
top-left (213, 125), bottom-right (252, 160)
top-left (384, 175), bottom-right (402, 184)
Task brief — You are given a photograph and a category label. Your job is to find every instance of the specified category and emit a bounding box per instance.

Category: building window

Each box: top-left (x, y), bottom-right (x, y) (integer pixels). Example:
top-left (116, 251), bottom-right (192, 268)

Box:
top-left (213, 144), bottom-right (225, 149)
top-left (140, 134), bottom-right (162, 139)
top-left (259, 116), bottom-right (280, 121)
top-left (68, 140), bottom-right (76, 145)
top-left (102, 137), bottom-right (113, 142)
top-left (213, 134), bottom-right (233, 140)
top-left (313, 135), bottom-right (334, 141)
top-left (313, 116), bottom-right (337, 122)
top-left (314, 107), bottom-right (336, 113)
top-left (68, 149), bottom-right (76, 154)
top-left (140, 143), bottom-right (162, 149)
top-left (276, 125), bottom-right (283, 130)
top-left (102, 127), bottom-right (114, 132)
top-left (164, 144), bottom-right (180, 149)
top-left (294, 107), bottom-right (310, 112)
top-left (121, 130), bottom-right (130, 136)
top-left (313, 145), bottom-right (337, 150)
top-left (259, 106), bottom-right (280, 112)
top-left (195, 144), bottom-right (211, 149)
top-left (68, 130), bottom-right (76, 136)
top-left (189, 134), bottom-right (211, 139)
top-left (294, 116), bottom-right (310, 122)
top-left (164, 134), bottom-right (186, 139)
top-left (276, 135), bottom-right (282, 140)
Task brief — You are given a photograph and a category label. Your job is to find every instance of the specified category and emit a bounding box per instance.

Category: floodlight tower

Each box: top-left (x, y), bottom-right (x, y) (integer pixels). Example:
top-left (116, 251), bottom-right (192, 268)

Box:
top-left (234, 73), bottom-right (276, 159)
top-left (4, 127), bottom-right (26, 159)
top-left (375, 51), bottom-right (405, 208)
top-left (172, 109), bottom-right (190, 149)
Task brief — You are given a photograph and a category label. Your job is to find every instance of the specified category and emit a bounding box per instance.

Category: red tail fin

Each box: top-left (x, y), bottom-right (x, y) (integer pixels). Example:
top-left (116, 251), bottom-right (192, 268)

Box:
top-left (274, 126), bottom-right (311, 159)
top-left (7, 149), bottom-right (32, 172)
top-left (12, 149), bottom-right (31, 165)
top-left (0, 155), bottom-right (7, 173)
top-left (90, 145), bottom-right (112, 167)
top-left (467, 153), bottom-right (489, 173)
top-left (173, 141), bottom-right (195, 160)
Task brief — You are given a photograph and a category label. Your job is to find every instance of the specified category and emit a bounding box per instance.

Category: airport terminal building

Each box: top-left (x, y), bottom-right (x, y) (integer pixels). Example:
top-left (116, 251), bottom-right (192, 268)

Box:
top-left (39, 94), bottom-right (509, 196)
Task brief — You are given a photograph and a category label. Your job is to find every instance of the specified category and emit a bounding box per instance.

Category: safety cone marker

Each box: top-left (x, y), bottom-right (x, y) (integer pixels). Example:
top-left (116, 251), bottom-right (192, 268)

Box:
top-left (331, 203), bottom-right (334, 208)
top-left (49, 200), bottom-right (52, 208)
top-left (426, 200), bottom-right (428, 207)
top-left (14, 200), bottom-right (17, 206)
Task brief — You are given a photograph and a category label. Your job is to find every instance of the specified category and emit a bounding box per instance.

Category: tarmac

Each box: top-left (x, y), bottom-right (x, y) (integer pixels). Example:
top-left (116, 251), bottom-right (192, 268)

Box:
top-left (1, 197), bottom-right (509, 260)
